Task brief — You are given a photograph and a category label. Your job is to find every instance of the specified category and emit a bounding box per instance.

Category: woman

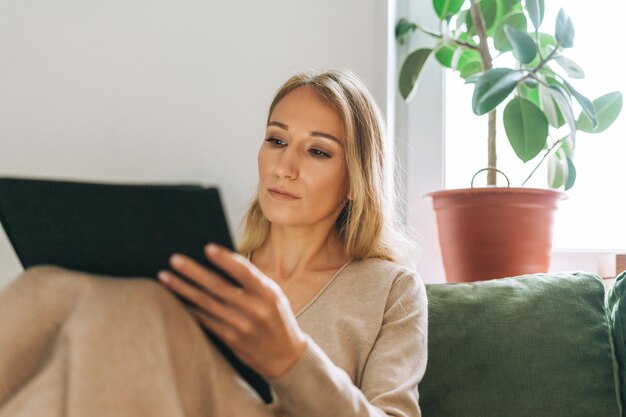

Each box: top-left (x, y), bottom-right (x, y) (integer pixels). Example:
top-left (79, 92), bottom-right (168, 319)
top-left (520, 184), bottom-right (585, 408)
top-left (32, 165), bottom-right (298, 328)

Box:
top-left (0, 68), bottom-right (427, 417)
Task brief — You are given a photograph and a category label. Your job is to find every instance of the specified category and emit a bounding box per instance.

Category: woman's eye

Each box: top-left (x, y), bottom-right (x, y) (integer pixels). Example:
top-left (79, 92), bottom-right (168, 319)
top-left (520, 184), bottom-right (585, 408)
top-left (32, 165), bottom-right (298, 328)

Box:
top-left (265, 137), bottom-right (286, 146)
top-left (309, 148), bottom-right (330, 159)
top-left (265, 137), bottom-right (329, 158)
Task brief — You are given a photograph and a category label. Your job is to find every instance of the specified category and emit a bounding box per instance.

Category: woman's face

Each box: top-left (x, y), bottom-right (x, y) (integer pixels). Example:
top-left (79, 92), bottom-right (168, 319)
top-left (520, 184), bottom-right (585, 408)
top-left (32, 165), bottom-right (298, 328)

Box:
top-left (258, 86), bottom-right (349, 229)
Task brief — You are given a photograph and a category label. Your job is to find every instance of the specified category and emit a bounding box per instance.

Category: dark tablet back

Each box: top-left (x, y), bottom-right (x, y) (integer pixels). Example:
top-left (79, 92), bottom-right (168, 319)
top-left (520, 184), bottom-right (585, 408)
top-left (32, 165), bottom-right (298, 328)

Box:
top-left (0, 176), bottom-right (272, 403)
top-left (0, 176), bottom-right (233, 278)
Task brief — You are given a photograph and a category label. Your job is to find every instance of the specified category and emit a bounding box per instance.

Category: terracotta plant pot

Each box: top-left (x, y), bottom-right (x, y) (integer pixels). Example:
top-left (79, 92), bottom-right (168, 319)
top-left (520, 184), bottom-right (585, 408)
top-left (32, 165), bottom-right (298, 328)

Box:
top-left (426, 187), bottom-right (566, 283)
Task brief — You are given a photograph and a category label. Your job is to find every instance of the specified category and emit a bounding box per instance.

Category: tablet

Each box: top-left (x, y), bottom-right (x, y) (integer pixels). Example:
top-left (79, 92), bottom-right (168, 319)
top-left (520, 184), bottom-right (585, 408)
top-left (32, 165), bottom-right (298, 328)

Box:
top-left (0, 176), bottom-right (236, 279)
top-left (0, 176), bottom-right (272, 403)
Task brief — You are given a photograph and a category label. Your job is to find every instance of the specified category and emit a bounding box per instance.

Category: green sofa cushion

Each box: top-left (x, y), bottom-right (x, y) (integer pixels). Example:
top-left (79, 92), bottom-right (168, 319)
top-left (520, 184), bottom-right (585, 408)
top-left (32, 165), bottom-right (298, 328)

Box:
top-left (606, 270), bottom-right (626, 413)
top-left (420, 272), bottom-right (621, 417)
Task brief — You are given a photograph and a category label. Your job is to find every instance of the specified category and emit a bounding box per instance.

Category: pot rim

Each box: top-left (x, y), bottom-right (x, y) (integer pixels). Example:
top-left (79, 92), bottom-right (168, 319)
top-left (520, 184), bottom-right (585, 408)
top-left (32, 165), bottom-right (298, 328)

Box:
top-left (424, 187), bottom-right (568, 200)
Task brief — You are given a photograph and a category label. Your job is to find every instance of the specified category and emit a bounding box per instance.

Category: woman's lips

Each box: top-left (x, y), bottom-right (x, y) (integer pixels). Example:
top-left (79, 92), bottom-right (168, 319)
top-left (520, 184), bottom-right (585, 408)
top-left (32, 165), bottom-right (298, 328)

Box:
top-left (268, 189), bottom-right (299, 201)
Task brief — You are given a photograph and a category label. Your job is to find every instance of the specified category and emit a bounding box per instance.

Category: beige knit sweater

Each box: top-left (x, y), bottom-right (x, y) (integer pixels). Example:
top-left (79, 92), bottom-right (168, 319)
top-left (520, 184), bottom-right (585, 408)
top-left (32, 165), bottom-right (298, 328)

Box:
top-left (265, 258), bottom-right (428, 417)
top-left (0, 259), bottom-right (427, 417)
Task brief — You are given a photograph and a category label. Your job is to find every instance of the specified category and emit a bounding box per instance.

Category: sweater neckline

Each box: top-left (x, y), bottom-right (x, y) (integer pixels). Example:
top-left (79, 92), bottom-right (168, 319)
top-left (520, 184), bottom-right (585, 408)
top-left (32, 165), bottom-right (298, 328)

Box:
top-left (294, 258), bottom-right (354, 318)
top-left (245, 253), bottom-right (354, 318)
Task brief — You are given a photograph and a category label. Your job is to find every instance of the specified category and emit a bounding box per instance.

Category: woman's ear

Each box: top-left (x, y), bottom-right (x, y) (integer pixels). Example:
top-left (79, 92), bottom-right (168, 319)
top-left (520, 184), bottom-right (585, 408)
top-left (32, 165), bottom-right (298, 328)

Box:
top-left (344, 181), bottom-right (352, 201)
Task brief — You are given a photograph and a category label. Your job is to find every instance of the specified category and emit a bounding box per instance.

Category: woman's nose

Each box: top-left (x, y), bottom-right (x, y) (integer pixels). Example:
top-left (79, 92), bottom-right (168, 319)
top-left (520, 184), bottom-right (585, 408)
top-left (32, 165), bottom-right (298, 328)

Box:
top-left (274, 147), bottom-right (298, 180)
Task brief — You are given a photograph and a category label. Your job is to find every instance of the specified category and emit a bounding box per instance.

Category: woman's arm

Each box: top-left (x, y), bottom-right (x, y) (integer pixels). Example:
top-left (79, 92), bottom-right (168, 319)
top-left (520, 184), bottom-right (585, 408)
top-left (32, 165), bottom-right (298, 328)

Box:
top-left (267, 272), bottom-right (428, 417)
top-left (160, 245), bottom-right (428, 416)
top-left (158, 244), bottom-right (309, 378)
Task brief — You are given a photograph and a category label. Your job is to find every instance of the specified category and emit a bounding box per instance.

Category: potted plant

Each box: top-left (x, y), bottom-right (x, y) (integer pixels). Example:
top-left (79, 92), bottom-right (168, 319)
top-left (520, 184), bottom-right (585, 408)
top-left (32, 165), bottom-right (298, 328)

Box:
top-left (396, 0), bottom-right (622, 282)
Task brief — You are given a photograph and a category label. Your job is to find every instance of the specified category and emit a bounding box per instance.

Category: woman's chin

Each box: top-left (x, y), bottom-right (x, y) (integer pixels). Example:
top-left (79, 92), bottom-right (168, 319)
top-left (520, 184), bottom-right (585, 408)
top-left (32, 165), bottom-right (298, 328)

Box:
top-left (260, 199), bottom-right (299, 223)
top-left (263, 213), bottom-right (304, 228)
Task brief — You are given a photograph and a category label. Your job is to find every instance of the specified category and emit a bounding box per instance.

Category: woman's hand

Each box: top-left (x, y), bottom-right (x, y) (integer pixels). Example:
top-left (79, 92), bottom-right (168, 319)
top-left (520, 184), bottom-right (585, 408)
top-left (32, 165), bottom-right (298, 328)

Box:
top-left (157, 243), bottom-right (307, 379)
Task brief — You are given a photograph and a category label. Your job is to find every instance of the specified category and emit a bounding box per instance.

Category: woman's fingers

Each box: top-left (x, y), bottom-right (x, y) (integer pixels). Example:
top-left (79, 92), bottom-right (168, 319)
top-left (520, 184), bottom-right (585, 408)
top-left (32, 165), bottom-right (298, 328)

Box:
top-left (189, 307), bottom-right (237, 342)
top-left (159, 247), bottom-right (307, 379)
top-left (167, 253), bottom-right (246, 305)
top-left (204, 244), bottom-right (279, 302)
top-left (167, 245), bottom-right (280, 304)
top-left (188, 307), bottom-right (265, 369)
top-left (158, 270), bottom-right (252, 334)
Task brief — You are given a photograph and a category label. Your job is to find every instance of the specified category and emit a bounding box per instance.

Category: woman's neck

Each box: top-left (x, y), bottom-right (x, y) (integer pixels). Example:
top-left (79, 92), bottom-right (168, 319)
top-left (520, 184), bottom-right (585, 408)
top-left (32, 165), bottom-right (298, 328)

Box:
top-left (251, 225), bottom-right (351, 281)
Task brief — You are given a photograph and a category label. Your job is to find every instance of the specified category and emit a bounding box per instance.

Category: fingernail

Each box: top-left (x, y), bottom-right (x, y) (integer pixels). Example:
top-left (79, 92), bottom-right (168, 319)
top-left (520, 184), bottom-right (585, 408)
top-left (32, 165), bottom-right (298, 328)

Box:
top-left (158, 271), bottom-right (170, 282)
top-left (206, 244), bottom-right (218, 256)
top-left (170, 254), bottom-right (184, 267)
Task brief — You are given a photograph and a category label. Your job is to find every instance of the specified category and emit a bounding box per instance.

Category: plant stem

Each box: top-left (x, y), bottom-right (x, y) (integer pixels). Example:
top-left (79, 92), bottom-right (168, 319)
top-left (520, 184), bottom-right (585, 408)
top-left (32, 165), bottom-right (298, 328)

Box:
top-left (488, 110), bottom-right (497, 184)
top-left (469, 0), bottom-right (496, 185)
top-left (414, 23), bottom-right (480, 51)
top-left (413, 23), bottom-right (443, 40)
top-left (518, 45), bottom-right (571, 186)
top-left (535, 33), bottom-right (544, 63)
top-left (518, 44), bottom-right (560, 86)
top-left (454, 39), bottom-right (480, 51)
top-left (530, 43), bottom-right (560, 76)
top-left (521, 136), bottom-right (566, 186)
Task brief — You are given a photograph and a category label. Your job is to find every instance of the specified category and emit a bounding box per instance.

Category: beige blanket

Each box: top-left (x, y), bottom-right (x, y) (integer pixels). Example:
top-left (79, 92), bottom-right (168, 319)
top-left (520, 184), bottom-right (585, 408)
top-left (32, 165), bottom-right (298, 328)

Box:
top-left (0, 266), bottom-right (277, 417)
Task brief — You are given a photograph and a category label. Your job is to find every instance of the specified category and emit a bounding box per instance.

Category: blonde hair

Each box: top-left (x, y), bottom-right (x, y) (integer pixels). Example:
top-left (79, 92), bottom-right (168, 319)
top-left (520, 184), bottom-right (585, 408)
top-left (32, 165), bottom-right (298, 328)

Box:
top-left (238, 68), bottom-right (417, 268)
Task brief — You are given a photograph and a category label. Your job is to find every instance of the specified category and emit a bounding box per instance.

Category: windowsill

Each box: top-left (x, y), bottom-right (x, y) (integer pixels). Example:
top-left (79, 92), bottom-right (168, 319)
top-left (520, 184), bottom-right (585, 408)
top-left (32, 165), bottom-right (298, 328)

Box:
top-left (549, 251), bottom-right (626, 281)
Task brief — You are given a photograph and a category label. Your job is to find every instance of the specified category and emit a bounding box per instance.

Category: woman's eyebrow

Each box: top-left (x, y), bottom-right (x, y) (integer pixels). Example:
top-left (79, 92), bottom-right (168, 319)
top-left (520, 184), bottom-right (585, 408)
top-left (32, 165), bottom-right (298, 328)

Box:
top-left (267, 120), bottom-right (342, 145)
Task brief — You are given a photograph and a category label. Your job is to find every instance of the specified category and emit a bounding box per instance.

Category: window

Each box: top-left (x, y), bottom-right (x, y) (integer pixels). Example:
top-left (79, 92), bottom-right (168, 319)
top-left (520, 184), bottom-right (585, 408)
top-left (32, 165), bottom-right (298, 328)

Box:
top-left (444, 0), bottom-right (626, 251)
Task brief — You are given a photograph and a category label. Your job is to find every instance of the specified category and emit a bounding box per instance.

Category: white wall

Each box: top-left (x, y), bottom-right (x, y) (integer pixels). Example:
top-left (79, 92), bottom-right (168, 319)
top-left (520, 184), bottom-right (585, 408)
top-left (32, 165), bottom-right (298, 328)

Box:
top-left (0, 0), bottom-right (389, 286)
top-left (395, 0), bottom-right (446, 283)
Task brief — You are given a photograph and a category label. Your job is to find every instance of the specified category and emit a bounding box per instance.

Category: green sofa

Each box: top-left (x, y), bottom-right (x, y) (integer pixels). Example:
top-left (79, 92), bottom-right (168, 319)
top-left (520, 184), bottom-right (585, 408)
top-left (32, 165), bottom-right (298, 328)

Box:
top-left (419, 270), bottom-right (626, 417)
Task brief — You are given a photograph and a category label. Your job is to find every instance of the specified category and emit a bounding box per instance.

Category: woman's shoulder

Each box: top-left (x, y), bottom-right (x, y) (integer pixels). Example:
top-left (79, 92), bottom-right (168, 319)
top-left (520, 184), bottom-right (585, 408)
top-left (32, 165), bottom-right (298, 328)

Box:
top-left (339, 257), bottom-right (426, 318)
top-left (349, 256), bottom-right (420, 279)
top-left (344, 257), bottom-right (424, 294)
